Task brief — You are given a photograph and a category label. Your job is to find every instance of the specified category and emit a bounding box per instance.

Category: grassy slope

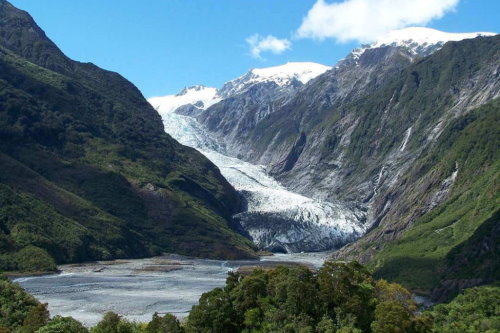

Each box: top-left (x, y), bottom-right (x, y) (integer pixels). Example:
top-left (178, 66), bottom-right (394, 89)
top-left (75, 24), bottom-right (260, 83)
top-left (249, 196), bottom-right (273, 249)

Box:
top-left (368, 99), bottom-right (499, 292)
top-left (0, 2), bottom-right (255, 271)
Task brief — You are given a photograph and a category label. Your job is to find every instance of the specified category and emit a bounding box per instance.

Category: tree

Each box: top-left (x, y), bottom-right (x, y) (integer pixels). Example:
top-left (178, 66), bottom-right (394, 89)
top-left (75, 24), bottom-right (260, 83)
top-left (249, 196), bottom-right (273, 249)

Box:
top-left (317, 261), bottom-right (376, 331)
top-left (316, 316), bottom-right (335, 333)
top-left (182, 262), bottom-right (434, 333)
top-left (36, 316), bottom-right (88, 333)
top-left (90, 312), bottom-right (142, 333)
top-left (230, 270), bottom-right (267, 315)
top-left (185, 288), bottom-right (239, 333)
top-left (267, 266), bottom-right (319, 318)
top-left (0, 275), bottom-right (43, 331)
top-left (242, 308), bottom-right (262, 332)
top-left (146, 313), bottom-right (183, 333)
top-left (371, 301), bottom-right (412, 333)
top-left (428, 286), bottom-right (500, 332)
top-left (20, 303), bottom-right (50, 333)
top-left (375, 279), bottom-right (417, 313)
top-left (92, 312), bottom-right (121, 333)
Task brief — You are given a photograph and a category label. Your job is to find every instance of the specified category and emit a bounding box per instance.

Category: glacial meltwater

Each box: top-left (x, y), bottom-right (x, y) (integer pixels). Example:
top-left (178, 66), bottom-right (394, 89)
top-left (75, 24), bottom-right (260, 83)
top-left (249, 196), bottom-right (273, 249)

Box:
top-left (14, 253), bottom-right (326, 327)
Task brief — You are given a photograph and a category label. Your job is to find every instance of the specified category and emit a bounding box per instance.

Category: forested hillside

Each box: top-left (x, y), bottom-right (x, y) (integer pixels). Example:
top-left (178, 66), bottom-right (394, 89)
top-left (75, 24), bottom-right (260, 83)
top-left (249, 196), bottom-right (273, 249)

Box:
top-left (192, 32), bottom-right (500, 297)
top-left (0, 0), bottom-right (255, 272)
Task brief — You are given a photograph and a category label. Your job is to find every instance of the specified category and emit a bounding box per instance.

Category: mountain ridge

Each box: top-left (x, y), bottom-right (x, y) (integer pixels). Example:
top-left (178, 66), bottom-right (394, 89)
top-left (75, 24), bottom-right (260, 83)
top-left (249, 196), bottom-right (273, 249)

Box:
top-left (257, 35), bottom-right (499, 296)
top-left (169, 31), bottom-right (500, 297)
top-left (148, 29), bottom-right (499, 280)
top-left (148, 62), bottom-right (330, 118)
top-left (0, 0), bottom-right (256, 272)
top-left (351, 27), bottom-right (497, 60)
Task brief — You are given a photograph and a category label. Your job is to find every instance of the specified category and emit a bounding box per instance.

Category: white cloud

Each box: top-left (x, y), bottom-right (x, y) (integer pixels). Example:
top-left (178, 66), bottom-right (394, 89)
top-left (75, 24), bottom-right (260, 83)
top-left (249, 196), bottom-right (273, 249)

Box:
top-left (296, 0), bottom-right (460, 43)
top-left (246, 34), bottom-right (292, 59)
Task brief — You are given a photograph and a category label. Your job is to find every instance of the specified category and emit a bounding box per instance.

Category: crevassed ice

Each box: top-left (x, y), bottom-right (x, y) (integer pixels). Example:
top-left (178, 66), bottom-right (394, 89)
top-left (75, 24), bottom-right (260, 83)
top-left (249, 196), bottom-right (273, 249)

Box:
top-left (156, 108), bottom-right (365, 252)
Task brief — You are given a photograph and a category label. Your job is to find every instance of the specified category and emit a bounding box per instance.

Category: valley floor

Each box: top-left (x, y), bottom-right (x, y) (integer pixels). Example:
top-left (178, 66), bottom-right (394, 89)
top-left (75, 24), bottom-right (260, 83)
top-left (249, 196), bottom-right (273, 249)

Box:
top-left (14, 253), bottom-right (327, 326)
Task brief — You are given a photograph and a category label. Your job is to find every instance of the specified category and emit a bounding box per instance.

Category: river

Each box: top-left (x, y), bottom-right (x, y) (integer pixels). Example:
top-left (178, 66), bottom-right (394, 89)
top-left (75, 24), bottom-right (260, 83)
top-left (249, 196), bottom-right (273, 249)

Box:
top-left (15, 253), bottom-right (327, 327)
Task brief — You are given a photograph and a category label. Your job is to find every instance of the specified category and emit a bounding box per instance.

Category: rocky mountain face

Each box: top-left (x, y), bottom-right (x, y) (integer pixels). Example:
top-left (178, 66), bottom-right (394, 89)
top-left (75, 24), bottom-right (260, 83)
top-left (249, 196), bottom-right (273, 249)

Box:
top-left (149, 63), bottom-right (330, 144)
top-left (149, 84), bottom-right (367, 254)
top-left (177, 27), bottom-right (499, 296)
top-left (233, 31), bottom-right (497, 201)
top-left (149, 63), bottom-right (375, 254)
top-left (149, 85), bottom-right (221, 118)
top-left (355, 27), bottom-right (494, 58)
top-left (271, 35), bottom-right (498, 296)
top-left (357, 97), bottom-right (500, 301)
top-left (194, 62), bottom-right (330, 155)
top-left (0, 0), bottom-right (256, 271)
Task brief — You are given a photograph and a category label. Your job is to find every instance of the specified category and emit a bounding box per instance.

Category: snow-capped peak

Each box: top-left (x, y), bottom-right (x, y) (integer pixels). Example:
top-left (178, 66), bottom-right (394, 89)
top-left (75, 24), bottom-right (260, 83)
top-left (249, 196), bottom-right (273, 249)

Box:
top-left (350, 27), bottom-right (497, 60)
top-left (251, 62), bottom-right (331, 85)
top-left (148, 85), bottom-right (221, 115)
top-left (373, 27), bottom-right (496, 51)
top-left (176, 85), bottom-right (213, 96)
top-left (219, 62), bottom-right (331, 97)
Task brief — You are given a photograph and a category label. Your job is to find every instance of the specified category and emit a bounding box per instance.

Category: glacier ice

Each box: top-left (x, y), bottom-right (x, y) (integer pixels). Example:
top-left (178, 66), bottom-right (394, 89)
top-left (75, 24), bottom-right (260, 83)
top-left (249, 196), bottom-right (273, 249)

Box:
top-left (154, 103), bottom-right (366, 253)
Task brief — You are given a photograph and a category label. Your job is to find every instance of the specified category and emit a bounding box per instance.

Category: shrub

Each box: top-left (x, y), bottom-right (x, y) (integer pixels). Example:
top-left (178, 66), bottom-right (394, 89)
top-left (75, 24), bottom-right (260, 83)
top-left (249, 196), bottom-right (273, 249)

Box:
top-left (36, 316), bottom-right (88, 333)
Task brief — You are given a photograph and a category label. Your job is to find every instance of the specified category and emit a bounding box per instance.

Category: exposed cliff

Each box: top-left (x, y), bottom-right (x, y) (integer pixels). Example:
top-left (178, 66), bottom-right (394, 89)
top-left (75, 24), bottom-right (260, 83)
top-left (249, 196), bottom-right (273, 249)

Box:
top-left (189, 31), bottom-right (500, 294)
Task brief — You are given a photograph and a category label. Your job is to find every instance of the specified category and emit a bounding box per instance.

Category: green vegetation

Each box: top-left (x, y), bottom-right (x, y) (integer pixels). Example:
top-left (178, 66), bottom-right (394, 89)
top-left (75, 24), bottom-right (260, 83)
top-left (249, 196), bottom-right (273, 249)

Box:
top-left (0, 274), bottom-right (49, 332)
top-left (0, 1), bottom-right (256, 272)
top-left (185, 262), bottom-right (432, 333)
top-left (2, 265), bottom-right (499, 333)
top-left (36, 316), bottom-right (88, 333)
top-left (428, 286), bottom-right (500, 332)
top-left (90, 312), bottom-right (144, 333)
top-left (368, 99), bottom-right (500, 293)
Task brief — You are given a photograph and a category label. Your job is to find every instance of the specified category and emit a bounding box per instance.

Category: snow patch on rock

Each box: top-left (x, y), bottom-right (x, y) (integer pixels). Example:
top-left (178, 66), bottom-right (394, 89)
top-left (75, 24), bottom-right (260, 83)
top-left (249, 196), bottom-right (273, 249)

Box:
top-left (400, 127), bottom-right (412, 152)
top-left (351, 27), bottom-right (496, 60)
top-left (219, 62), bottom-right (331, 97)
top-left (148, 85), bottom-right (221, 116)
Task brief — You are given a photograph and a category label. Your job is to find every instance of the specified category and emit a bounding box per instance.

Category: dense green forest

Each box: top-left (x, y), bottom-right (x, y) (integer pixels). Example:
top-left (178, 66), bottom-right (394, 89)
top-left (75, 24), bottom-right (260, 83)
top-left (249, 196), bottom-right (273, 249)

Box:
top-left (0, 0), bottom-right (256, 272)
top-left (1, 263), bottom-right (499, 333)
top-left (311, 37), bottom-right (500, 298)
top-left (367, 98), bottom-right (500, 298)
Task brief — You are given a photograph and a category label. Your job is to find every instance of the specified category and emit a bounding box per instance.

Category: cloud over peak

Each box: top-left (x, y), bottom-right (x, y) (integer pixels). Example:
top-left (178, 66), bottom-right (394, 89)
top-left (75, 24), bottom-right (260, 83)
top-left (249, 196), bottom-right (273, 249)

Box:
top-left (246, 34), bottom-right (292, 59)
top-left (296, 0), bottom-right (460, 43)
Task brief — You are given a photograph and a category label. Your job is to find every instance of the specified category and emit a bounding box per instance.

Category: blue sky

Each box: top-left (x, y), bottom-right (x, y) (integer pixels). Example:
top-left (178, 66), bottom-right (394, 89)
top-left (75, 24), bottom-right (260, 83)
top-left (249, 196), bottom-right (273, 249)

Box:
top-left (9, 0), bottom-right (500, 98)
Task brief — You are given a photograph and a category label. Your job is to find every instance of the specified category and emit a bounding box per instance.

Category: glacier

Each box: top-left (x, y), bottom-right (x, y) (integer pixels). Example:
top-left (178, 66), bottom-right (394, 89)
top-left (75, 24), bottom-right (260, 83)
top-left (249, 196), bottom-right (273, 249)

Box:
top-left (150, 99), bottom-right (366, 253)
top-left (148, 29), bottom-right (498, 253)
